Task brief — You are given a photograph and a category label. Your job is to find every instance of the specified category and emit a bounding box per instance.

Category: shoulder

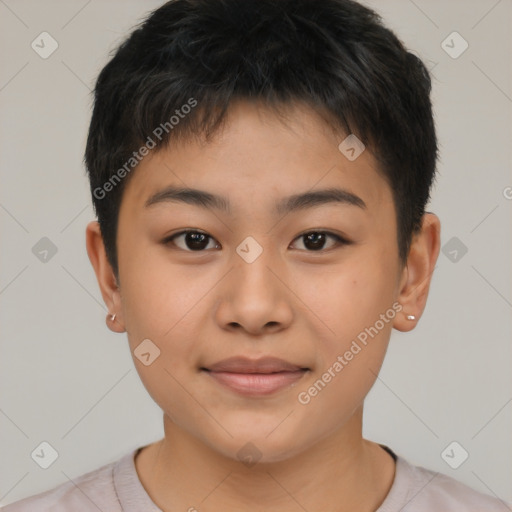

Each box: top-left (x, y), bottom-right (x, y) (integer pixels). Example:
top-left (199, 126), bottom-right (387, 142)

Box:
top-left (379, 453), bottom-right (510, 512)
top-left (0, 454), bottom-right (125, 512)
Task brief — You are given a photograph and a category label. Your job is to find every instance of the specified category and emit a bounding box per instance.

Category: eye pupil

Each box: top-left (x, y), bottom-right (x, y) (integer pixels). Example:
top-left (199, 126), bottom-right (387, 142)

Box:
top-left (304, 232), bottom-right (326, 251)
top-left (186, 232), bottom-right (209, 250)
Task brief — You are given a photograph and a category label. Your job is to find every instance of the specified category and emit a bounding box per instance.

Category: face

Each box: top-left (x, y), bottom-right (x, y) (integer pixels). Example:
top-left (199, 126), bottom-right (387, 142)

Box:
top-left (108, 100), bottom-right (409, 462)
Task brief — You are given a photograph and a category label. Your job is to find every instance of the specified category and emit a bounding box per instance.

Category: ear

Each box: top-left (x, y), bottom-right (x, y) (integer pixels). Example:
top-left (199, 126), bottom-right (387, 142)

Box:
top-left (85, 220), bottom-right (125, 333)
top-left (393, 213), bottom-right (441, 332)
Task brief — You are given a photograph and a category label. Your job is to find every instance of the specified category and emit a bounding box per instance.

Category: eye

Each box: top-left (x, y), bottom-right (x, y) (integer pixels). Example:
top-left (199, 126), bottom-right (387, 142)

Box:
top-left (290, 231), bottom-right (349, 252)
top-left (163, 229), bottom-right (350, 252)
top-left (163, 230), bottom-right (220, 251)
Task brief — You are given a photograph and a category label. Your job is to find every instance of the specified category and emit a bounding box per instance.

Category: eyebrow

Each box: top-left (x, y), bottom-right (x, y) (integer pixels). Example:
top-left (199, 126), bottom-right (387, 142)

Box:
top-left (144, 185), bottom-right (367, 214)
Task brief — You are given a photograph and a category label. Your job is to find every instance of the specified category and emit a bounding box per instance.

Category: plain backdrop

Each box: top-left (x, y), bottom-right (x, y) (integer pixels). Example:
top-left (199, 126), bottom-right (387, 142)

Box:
top-left (1, 0), bottom-right (511, 507)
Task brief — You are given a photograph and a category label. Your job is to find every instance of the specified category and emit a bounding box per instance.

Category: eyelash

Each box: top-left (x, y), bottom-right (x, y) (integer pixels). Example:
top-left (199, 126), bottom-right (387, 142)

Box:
top-left (162, 229), bottom-right (351, 253)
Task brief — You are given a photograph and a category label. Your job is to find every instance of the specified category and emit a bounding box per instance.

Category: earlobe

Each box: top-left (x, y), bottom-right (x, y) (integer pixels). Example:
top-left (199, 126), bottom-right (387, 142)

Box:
top-left (85, 220), bottom-right (125, 333)
top-left (393, 213), bottom-right (441, 332)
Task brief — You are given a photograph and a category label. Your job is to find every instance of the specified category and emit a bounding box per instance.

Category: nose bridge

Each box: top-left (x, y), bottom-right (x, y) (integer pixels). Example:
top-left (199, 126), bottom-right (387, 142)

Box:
top-left (215, 236), bottom-right (293, 333)
top-left (233, 235), bottom-right (280, 291)
top-left (210, 231), bottom-right (294, 336)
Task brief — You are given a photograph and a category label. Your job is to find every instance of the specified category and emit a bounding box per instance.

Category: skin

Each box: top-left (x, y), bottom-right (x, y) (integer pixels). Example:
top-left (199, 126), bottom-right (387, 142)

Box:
top-left (86, 99), bottom-right (440, 512)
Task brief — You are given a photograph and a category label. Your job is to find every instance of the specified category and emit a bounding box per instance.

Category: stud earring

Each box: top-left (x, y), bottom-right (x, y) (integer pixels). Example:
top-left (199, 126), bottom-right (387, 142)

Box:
top-left (406, 314), bottom-right (416, 320)
top-left (110, 313), bottom-right (116, 322)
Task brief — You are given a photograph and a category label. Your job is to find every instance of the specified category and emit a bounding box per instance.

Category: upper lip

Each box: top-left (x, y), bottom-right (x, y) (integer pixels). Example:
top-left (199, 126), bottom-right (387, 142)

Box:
top-left (203, 356), bottom-right (307, 374)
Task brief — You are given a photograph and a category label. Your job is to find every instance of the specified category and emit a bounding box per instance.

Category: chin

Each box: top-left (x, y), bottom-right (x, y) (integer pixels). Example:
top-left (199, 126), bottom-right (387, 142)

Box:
top-left (206, 426), bottom-right (314, 466)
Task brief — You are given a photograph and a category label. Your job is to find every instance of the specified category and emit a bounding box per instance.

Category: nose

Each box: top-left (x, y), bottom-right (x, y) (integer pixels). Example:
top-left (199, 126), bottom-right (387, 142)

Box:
top-left (214, 247), bottom-right (294, 336)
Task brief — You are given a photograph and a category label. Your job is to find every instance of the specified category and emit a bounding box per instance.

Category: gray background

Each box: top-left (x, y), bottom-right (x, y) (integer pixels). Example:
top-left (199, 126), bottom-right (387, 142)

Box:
top-left (1, 0), bottom-right (511, 507)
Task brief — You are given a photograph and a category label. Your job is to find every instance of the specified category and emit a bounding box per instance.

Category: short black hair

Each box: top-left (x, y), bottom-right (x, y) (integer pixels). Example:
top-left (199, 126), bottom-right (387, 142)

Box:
top-left (85, 0), bottom-right (438, 283)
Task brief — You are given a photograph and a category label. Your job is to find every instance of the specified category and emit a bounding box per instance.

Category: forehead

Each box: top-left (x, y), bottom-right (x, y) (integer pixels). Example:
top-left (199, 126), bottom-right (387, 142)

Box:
top-left (120, 101), bottom-right (392, 217)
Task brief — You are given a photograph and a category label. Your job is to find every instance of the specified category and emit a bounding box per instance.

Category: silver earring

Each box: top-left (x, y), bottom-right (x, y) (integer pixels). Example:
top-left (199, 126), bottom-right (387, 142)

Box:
top-left (110, 313), bottom-right (116, 322)
top-left (406, 314), bottom-right (416, 320)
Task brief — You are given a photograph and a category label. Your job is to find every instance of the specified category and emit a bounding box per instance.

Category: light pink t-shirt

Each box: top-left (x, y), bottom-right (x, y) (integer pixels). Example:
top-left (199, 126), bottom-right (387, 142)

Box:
top-left (1, 445), bottom-right (508, 511)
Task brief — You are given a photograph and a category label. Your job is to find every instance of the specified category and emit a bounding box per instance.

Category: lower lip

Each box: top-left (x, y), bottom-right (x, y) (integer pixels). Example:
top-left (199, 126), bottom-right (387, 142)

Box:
top-left (204, 370), bottom-right (307, 396)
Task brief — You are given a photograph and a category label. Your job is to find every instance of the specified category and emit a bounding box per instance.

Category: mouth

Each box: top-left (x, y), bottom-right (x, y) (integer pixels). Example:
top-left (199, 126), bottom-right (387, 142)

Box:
top-left (201, 356), bottom-right (310, 397)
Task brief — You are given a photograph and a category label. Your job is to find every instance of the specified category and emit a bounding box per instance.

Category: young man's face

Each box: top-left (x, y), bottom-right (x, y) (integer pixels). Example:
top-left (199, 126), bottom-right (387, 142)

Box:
top-left (88, 100), bottom-right (438, 463)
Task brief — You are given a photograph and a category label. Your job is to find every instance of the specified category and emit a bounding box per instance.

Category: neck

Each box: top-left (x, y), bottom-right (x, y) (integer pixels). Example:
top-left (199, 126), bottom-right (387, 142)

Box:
top-left (135, 406), bottom-right (395, 512)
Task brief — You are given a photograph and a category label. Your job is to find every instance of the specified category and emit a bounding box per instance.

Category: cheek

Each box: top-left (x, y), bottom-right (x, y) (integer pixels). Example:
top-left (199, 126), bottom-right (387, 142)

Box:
top-left (119, 255), bottom-right (215, 379)
top-left (118, 262), bottom-right (203, 420)
top-left (295, 257), bottom-right (393, 331)
top-left (293, 263), bottom-right (395, 418)
top-left (293, 253), bottom-right (397, 374)
top-left (119, 251), bottom-right (200, 339)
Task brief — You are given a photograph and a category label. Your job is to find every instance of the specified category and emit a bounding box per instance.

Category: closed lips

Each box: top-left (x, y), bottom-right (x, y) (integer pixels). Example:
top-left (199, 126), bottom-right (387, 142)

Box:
top-left (201, 356), bottom-right (310, 397)
top-left (202, 356), bottom-right (309, 374)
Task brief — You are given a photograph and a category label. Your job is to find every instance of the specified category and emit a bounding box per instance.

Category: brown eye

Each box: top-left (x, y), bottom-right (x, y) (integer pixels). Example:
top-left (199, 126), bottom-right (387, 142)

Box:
top-left (163, 229), bottom-right (349, 253)
top-left (164, 230), bottom-right (219, 251)
top-left (290, 231), bottom-right (349, 252)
